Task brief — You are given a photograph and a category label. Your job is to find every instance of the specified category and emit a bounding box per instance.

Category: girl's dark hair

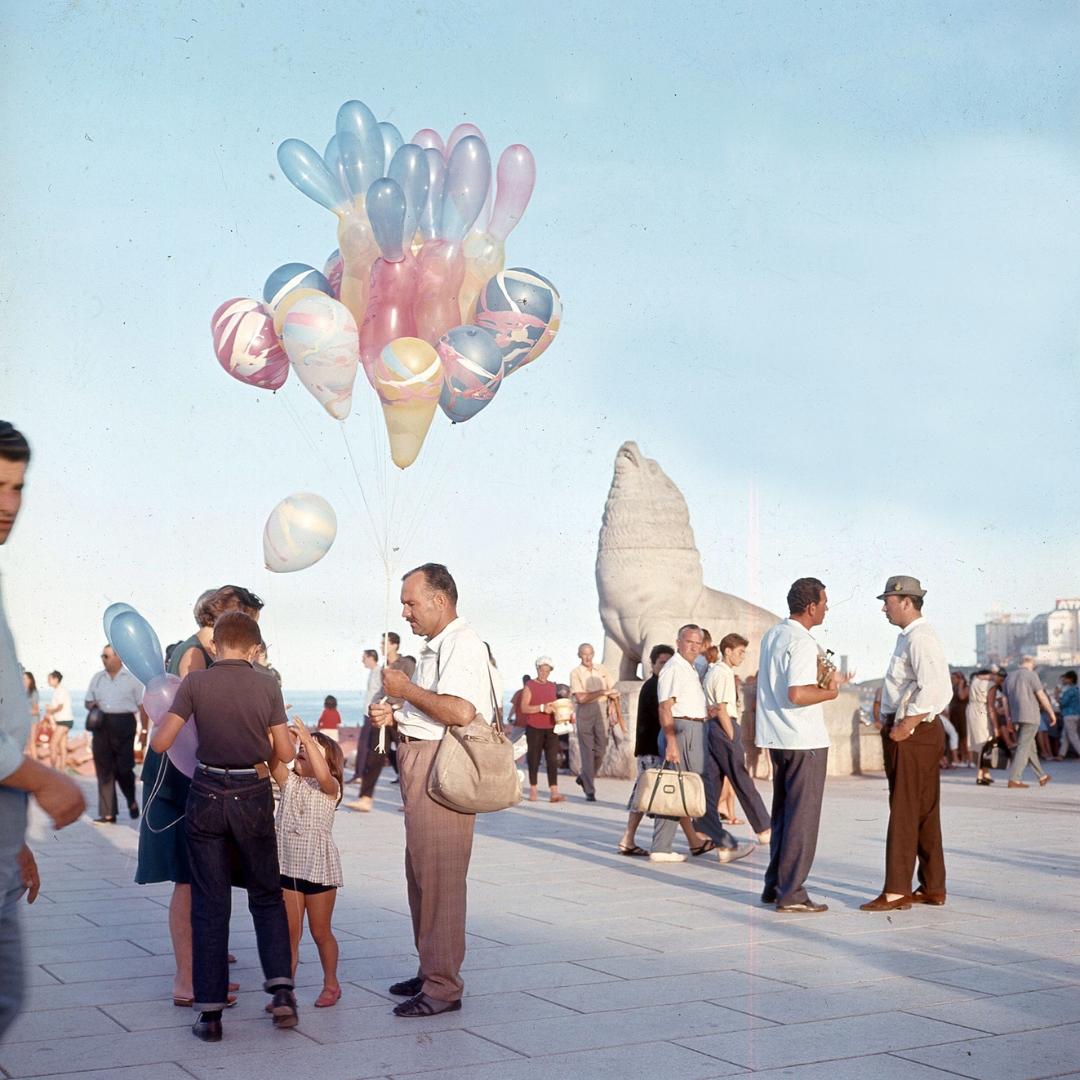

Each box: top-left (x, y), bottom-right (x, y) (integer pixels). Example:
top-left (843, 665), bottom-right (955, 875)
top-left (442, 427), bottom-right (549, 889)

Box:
top-left (324, 695), bottom-right (337, 708)
top-left (310, 732), bottom-right (345, 806)
top-left (23, 671), bottom-right (36, 692)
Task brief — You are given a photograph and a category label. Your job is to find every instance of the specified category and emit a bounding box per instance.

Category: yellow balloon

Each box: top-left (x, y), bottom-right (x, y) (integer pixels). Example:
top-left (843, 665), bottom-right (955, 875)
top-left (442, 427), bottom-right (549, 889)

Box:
top-left (373, 337), bottom-right (443, 469)
top-left (272, 288), bottom-right (326, 337)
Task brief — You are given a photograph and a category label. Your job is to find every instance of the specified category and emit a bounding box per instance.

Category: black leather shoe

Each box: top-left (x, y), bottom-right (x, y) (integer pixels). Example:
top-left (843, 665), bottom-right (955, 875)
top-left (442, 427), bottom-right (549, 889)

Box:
top-left (776, 900), bottom-right (829, 913)
top-left (389, 976), bottom-right (425, 996)
top-left (761, 893), bottom-right (777, 904)
top-left (585, 793), bottom-right (597, 802)
top-left (128, 802), bottom-right (140, 820)
top-left (270, 988), bottom-right (298, 1028)
top-left (92, 817), bottom-right (116, 825)
top-left (192, 1016), bottom-right (222, 1041)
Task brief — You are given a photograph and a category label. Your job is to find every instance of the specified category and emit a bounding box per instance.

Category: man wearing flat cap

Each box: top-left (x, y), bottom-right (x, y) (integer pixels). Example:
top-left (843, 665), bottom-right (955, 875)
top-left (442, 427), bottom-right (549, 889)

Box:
top-left (862, 576), bottom-right (953, 912)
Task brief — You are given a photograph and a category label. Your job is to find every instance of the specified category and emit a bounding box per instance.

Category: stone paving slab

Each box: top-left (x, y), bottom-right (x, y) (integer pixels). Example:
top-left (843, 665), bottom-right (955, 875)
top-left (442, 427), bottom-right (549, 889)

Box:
top-left (2, 764), bottom-right (1079, 1079)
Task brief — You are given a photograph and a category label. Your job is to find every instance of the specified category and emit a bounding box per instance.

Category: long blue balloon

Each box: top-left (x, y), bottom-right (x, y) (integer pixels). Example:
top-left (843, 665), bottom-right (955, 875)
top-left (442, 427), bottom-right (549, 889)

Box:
top-left (277, 139), bottom-right (350, 214)
top-left (389, 144), bottom-right (430, 248)
top-left (336, 100), bottom-right (384, 202)
top-left (379, 122), bottom-right (404, 174)
top-left (440, 136), bottom-right (491, 242)
top-left (367, 179), bottom-right (408, 262)
top-left (103, 602), bottom-right (137, 646)
top-left (108, 610), bottom-right (165, 686)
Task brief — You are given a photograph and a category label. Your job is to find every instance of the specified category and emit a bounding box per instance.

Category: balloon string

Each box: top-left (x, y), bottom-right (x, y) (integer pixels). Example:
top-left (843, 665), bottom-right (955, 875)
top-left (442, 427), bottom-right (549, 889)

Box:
top-left (378, 565), bottom-right (390, 757)
top-left (339, 422), bottom-right (389, 569)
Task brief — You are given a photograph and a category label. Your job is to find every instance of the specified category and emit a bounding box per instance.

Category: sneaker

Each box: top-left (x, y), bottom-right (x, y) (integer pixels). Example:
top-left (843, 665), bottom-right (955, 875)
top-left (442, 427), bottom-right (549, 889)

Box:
top-left (717, 843), bottom-right (755, 864)
top-left (649, 851), bottom-right (687, 862)
top-left (270, 988), bottom-right (298, 1028)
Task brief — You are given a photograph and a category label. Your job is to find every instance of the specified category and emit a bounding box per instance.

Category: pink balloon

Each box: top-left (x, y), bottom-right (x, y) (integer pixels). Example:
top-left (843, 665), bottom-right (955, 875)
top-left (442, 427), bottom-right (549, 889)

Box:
top-left (360, 255), bottom-right (418, 386)
top-left (142, 673), bottom-right (198, 778)
top-left (143, 673), bottom-right (182, 726)
top-left (489, 145), bottom-right (536, 241)
top-left (212, 298), bottom-right (289, 390)
top-left (412, 128), bottom-right (445, 157)
top-left (446, 123), bottom-right (485, 158)
top-left (413, 240), bottom-right (466, 346)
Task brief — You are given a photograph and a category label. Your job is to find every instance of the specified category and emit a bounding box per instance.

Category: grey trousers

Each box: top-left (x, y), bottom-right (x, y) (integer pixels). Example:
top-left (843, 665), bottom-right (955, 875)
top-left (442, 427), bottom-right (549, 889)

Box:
top-left (0, 788), bottom-right (28, 1041)
top-left (653, 719), bottom-right (736, 853)
top-left (576, 713), bottom-right (608, 796)
top-left (764, 748), bottom-right (828, 906)
top-left (1007, 722), bottom-right (1045, 783)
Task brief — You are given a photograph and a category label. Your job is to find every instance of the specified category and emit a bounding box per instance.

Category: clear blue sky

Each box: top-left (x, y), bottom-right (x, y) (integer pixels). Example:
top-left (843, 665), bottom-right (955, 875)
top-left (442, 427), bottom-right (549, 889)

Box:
top-left (2, 1), bottom-right (1078, 690)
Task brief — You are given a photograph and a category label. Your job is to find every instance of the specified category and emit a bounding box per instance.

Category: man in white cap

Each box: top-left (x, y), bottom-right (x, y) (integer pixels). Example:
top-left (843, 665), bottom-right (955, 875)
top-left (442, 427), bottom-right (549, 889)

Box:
top-left (861, 576), bottom-right (952, 912)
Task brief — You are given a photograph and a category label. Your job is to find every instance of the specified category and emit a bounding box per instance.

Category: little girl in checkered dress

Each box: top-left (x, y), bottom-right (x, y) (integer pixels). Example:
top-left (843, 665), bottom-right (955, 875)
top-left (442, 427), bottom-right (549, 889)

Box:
top-left (268, 716), bottom-right (345, 1008)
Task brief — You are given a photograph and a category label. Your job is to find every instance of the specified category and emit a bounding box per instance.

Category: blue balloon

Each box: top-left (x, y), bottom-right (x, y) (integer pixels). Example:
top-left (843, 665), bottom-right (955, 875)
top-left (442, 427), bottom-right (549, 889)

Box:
top-left (389, 144), bottom-right (430, 249)
top-left (108, 610), bottom-right (164, 685)
top-left (336, 100), bottom-right (384, 201)
top-left (367, 179), bottom-right (408, 262)
top-left (276, 139), bottom-right (349, 213)
top-left (103, 602), bottom-right (137, 647)
top-left (439, 136), bottom-right (491, 242)
top-left (420, 148), bottom-right (446, 241)
top-left (378, 122), bottom-right (404, 173)
top-left (263, 263), bottom-right (333, 310)
top-left (436, 325), bottom-right (505, 422)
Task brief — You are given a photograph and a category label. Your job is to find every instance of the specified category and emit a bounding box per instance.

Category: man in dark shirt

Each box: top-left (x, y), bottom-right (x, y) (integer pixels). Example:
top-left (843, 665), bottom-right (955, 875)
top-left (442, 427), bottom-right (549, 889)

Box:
top-left (617, 644), bottom-right (674, 855)
top-left (153, 611), bottom-right (297, 1041)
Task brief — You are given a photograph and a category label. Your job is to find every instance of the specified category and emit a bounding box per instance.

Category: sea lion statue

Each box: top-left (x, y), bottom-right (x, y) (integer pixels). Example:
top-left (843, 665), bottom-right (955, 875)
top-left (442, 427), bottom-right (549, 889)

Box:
top-left (596, 441), bottom-right (780, 680)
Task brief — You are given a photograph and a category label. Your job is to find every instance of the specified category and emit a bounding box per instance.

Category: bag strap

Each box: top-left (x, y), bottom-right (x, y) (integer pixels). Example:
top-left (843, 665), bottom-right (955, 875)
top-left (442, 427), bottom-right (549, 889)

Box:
top-left (433, 631), bottom-right (503, 733)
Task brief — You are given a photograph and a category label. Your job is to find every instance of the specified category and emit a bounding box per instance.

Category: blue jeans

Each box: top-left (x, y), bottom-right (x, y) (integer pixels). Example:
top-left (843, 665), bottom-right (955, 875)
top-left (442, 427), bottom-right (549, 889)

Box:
top-left (0, 787), bottom-right (28, 1041)
top-left (185, 771), bottom-right (292, 1011)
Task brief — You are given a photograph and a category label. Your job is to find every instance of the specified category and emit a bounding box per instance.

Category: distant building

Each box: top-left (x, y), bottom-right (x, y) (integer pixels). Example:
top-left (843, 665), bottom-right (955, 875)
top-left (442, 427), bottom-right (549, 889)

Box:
top-left (976, 600), bottom-right (1080, 667)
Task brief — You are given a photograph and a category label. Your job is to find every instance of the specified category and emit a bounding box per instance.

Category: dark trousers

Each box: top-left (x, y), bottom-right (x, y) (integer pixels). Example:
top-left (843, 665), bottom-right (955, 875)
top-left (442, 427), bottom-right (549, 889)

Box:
top-left (764, 747), bottom-right (828, 906)
top-left (576, 714), bottom-right (608, 795)
top-left (706, 718), bottom-right (771, 834)
top-left (91, 713), bottom-right (137, 819)
top-left (526, 726), bottom-right (560, 786)
top-left (185, 771), bottom-right (292, 1011)
top-left (352, 721), bottom-right (396, 795)
top-left (882, 718), bottom-right (946, 896)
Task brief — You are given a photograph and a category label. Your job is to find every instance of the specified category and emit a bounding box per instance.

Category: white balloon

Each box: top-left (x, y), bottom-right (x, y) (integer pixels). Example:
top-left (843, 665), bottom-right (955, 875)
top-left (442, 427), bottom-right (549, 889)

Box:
top-left (263, 493), bottom-right (338, 573)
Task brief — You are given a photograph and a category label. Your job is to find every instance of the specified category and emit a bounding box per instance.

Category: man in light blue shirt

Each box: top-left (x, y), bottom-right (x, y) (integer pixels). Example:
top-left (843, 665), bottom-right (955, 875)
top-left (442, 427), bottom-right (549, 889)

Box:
top-left (756, 577), bottom-right (848, 913)
top-left (0, 422), bottom-right (85, 1041)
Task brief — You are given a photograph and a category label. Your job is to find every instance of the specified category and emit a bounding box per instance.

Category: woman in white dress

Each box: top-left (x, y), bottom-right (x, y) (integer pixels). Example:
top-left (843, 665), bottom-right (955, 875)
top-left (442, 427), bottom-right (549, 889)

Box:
top-left (967, 670), bottom-right (996, 785)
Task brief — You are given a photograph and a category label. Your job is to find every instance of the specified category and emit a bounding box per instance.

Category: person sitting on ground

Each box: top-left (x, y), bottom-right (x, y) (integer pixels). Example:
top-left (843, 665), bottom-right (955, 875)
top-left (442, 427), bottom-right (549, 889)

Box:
top-left (152, 611), bottom-right (298, 1041)
top-left (317, 695), bottom-right (342, 741)
top-left (518, 657), bottom-right (566, 803)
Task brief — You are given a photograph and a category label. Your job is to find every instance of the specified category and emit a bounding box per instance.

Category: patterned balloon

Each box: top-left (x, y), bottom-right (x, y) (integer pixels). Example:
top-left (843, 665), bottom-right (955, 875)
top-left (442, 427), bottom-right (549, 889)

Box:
top-left (474, 268), bottom-right (559, 376)
top-left (282, 295), bottom-right (360, 420)
top-left (515, 268), bottom-right (561, 367)
top-left (323, 249), bottom-right (344, 298)
top-left (211, 298), bottom-right (289, 390)
top-left (437, 325), bottom-right (504, 423)
top-left (263, 263), bottom-right (333, 311)
top-left (263, 493), bottom-right (337, 573)
top-left (373, 337), bottom-right (443, 468)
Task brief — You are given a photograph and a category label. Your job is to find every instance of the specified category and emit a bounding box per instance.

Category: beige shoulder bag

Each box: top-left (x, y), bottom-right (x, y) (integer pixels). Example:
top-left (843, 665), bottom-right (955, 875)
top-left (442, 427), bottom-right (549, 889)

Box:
top-left (426, 653), bottom-right (523, 815)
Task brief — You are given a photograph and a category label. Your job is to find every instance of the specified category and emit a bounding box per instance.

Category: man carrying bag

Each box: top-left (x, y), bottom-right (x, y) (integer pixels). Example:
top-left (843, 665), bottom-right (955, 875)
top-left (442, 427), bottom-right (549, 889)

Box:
top-left (372, 563), bottom-right (498, 1019)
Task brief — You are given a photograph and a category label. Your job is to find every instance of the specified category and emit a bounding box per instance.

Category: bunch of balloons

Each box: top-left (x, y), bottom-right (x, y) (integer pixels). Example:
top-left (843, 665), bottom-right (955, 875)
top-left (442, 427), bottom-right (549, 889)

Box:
top-left (103, 603), bottom-right (198, 776)
top-left (211, 100), bottom-right (561, 468)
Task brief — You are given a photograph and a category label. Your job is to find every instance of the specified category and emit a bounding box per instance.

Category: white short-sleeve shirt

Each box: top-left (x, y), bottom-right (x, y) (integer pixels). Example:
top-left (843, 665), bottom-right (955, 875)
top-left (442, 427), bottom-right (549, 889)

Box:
top-left (704, 662), bottom-right (738, 714)
top-left (656, 652), bottom-right (707, 720)
top-left (756, 619), bottom-right (830, 750)
top-left (395, 617), bottom-right (494, 740)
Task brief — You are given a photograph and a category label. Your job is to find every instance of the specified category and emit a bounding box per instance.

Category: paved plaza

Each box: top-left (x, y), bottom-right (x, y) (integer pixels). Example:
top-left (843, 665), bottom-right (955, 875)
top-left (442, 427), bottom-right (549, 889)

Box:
top-left (3, 763), bottom-right (1079, 1080)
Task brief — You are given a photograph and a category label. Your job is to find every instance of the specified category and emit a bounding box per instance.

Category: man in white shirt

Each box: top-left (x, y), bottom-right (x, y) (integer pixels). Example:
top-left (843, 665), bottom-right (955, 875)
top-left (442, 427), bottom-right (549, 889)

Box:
top-left (0, 421), bottom-right (85, 1040)
top-left (85, 646), bottom-right (147, 824)
top-left (757, 578), bottom-right (849, 912)
top-left (569, 644), bottom-right (616, 802)
top-left (704, 633), bottom-right (771, 842)
top-left (652, 625), bottom-right (752, 864)
top-left (861, 576), bottom-right (953, 912)
top-left (371, 564), bottom-right (492, 1018)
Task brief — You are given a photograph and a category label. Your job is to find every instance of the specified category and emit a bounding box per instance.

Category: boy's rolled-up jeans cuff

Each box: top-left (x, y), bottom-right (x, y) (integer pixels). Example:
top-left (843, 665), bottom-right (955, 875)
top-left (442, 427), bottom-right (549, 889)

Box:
top-left (264, 976), bottom-right (294, 993)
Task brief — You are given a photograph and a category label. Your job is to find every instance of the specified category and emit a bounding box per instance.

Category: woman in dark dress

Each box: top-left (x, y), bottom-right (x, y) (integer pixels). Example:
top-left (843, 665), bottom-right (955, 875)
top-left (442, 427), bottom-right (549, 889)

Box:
top-left (135, 585), bottom-right (264, 1006)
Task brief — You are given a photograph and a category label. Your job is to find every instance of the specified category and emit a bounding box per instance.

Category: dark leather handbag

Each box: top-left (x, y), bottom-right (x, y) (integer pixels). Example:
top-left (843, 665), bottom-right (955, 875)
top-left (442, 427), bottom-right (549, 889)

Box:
top-left (85, 706), bottom-right (105, 732)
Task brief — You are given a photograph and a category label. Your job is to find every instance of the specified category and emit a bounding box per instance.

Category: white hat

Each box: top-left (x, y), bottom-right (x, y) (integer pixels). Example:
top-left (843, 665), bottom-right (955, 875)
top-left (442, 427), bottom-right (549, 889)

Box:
top-left (535, 655), bottom-right (554, 669)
